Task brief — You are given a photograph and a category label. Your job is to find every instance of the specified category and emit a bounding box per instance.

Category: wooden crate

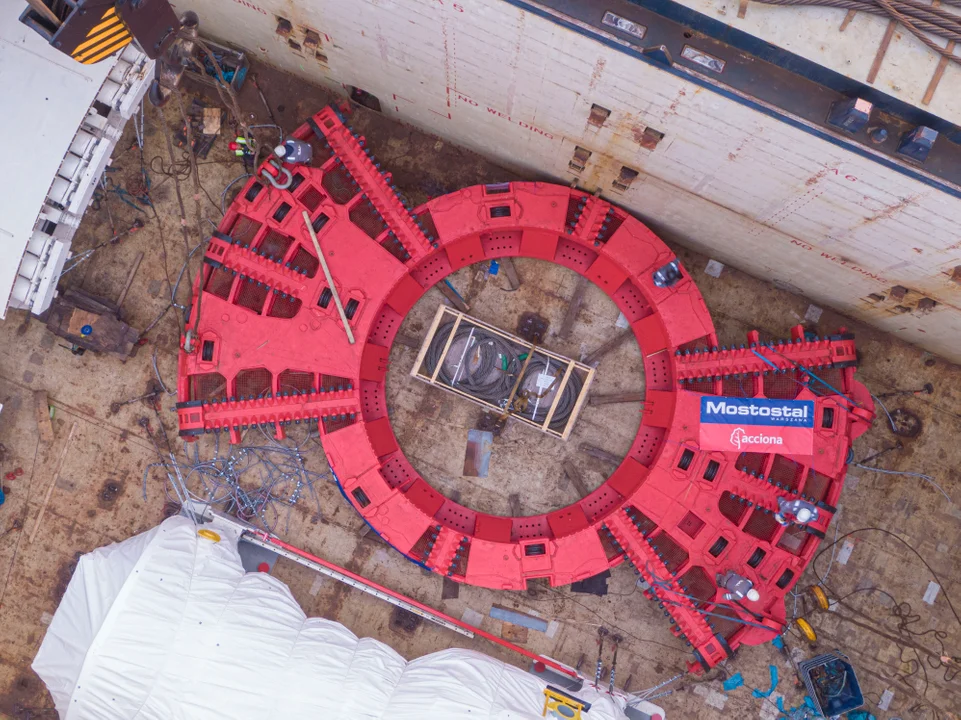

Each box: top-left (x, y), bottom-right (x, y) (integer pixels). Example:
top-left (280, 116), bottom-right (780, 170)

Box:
top-left (410, 306), bottom-right (595, 440)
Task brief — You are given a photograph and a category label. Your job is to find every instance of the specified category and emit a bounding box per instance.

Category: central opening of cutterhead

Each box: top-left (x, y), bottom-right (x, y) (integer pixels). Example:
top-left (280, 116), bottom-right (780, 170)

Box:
top-left (386, 258), bottom-right (645, 518)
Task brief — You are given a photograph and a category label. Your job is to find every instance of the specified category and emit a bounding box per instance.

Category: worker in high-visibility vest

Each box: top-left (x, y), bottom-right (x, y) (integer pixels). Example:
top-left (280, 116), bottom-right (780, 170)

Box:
top-left (229, 136), bottom-right (253, 158)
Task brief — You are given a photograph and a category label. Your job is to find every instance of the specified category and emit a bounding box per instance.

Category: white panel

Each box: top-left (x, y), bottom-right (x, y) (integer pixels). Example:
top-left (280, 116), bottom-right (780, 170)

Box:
top-left (0, 0), bottom-right (153, 318)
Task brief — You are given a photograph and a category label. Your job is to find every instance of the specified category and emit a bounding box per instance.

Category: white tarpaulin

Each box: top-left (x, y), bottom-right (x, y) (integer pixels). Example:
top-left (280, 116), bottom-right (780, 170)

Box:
top-left (33, 516), bottom-right (637, 719)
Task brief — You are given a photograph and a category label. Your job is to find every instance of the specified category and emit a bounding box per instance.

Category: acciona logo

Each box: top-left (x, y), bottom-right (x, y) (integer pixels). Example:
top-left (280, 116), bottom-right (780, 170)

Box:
top-left (729, 427), bottom-right (784, 450)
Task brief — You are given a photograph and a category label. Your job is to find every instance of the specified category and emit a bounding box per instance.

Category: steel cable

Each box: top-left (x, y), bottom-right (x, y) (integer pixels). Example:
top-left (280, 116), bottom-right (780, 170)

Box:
top-left (753, 0), bottom-right (961, 61)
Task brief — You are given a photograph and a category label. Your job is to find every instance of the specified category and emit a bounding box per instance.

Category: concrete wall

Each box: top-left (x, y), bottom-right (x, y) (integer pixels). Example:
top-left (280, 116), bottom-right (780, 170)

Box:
top-left (176, 0), bottom-right (961, 360)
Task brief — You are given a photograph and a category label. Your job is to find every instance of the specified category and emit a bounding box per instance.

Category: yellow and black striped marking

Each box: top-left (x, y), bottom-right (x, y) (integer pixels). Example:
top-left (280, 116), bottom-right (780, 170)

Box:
top-left (70, 7), bottom-right (132, 65)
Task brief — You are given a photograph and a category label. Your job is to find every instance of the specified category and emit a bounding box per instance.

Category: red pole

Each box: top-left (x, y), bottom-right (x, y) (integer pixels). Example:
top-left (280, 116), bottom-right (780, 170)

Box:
top-left (255, 532), bottom-right (579, 679)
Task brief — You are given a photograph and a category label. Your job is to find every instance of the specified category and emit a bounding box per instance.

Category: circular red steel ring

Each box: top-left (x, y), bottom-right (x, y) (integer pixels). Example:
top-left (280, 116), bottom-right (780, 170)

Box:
top-left (320, 182), bottom-right (718, 590)
top-left (181, 111), bottom-right (872, 667)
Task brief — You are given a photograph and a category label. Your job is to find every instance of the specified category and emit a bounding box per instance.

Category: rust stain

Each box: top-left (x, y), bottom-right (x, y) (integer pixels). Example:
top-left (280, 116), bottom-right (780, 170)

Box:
top-left (667, 88), bottom-right (687, 115)
top-left (805, 169), bottom-right (828, 187)
top-left (858, 195), bottom-right (919, 227)
top-left (587, 57), bottom-right (606, 93)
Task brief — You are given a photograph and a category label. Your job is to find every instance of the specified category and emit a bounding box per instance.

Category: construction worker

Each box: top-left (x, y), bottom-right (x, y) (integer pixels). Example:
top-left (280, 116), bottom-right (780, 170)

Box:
top-left (228, 136), bottom-right (252, 158)
top-left (274, 137), bottom-right (313, 164)
top-left (718, 570), bottom-right (760, 602)
top-left (229, 136), bottom-right (255, 171)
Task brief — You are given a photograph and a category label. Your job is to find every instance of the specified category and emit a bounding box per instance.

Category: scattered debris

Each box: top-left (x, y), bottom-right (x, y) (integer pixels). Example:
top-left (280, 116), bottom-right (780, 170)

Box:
top-left (836, 540), bottom-right (856, 565)
top-left (704, 259), bottom-right (724, 278)
top-left (33, 391), bottom-right (54, 444)
top-left (923, 580), bottom-right (941, 604)
top-left (501, 622), bottom-right (528, 643)
top-left (438, 278), bottom-right (469, 311)
top-left (582, 329), bottom-right (631, 365)
top-left (752, 665), bottom-right (779, 698)
top-left (877, 383), bottom-right (934, 399)
top-left (888, 407), bottom-right (923, 438)
top-left (46, 289), bottom-right (142, 359)
top-left (578, 442), bottom-right (620, 466)
top-left (516, 312), bottom-right (548, 343)
top-left (489, 605), bottom-right (548, 632)
top-left (588, 391), bottom-right (643, 406)
top-left (28, 422), bottom-right (79, 544)
top-left (559, 276), bottom-right (589, 339)
top-left (499, 257), bottom-right (521, 290)
top-left (570, 570), bottom-right (610, 596)
top-left (114, 251), bottom-right (145, 311)
top-left (562, 460), bottom-right (590, 498)
top-left (441, 577), bottom-right (460, 600)
top-left (460, 607), bottom-right (484, 627)
top-left (389, 605), bottom-right (423, 635)
top-left (141, 426), bottom-right (329, 536)
top-left (463, 429), bottom-right (493, 477)
top-left (109, 386), bottom-right (162, 415)
top-left (722, 672), bottom-right (744, 691)
top-left (804, 304), bottom-right (823, 323)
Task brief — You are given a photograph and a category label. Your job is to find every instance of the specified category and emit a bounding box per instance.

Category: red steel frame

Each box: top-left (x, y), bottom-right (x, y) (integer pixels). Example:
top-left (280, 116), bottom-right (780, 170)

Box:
top-left (178, 105), bottom-right (874, 670)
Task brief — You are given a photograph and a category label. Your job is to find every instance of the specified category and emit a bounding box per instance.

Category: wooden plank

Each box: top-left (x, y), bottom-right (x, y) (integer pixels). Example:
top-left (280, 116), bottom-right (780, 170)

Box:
top-left (410, 304), bottom-right (449, 380)
top-left (589, 391), bottom-right (644, 406)
top-left (394, 333), bottom-right (421, 349)
top-left (438, 280), bottom-right (469, 312)
top-left (303, 210), bottom-right (354, 344)
top-left (28, 422), bottom-right (79, 544)
top-left (502, 622), bottom-right (529, 643)
top-left (33, 391), bottom-right (55, 445)
top-left (922, 48), bottom-right (952, 106)
top-left (922, 2), bottom-right (954, 105)
top-left (737, 0), bottom-right (748, 18)
top-left (500, 257), bottom-right (521, 290)
top-left (839, 10), bottom-right (857, 31)
top-left (429, 311), bottom-right (463, 383)
top-left (563, 367), bottom-right (594, 440)
top-left (24, 0), bottom-right (61, 28)
top-left (563, 460), bottom-right (591, 498)
top-left (115, 251), bottom-right (144, 310)
top-left (867, 20), bottom-right (897, 85)
top-left (579, 442), bottom-right (620, 466)
top-left (583, 329), bottom-right (632, 365)
top-left (541, 360), bottom-right (575, 431)
top-left (559, 276), bottom-right (589, 339)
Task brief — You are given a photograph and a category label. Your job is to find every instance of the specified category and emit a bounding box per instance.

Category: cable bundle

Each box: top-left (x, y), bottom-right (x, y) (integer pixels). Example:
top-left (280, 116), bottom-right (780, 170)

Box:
top-left (423, 322), bottom-right (583, 430)
top-left (754, 0), bottom-right (961, 63)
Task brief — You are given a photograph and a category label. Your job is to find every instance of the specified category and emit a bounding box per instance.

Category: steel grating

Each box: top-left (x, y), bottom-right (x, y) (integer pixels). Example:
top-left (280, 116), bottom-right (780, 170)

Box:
top-left (177, 105), bottom-right (874, 672)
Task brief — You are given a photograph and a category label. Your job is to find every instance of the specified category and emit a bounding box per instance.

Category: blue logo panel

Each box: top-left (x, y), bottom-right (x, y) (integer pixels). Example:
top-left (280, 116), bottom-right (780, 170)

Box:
top-left (700, 397), bottom-right (815, 428)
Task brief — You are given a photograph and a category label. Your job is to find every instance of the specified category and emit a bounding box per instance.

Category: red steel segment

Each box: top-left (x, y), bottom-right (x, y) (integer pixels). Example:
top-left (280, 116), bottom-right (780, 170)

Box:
top-left (178, 106), bottom-right (874, 670)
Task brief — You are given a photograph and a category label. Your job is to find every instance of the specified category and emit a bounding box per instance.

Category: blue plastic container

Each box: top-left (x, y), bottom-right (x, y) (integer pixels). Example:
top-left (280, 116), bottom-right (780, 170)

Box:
top-left (798, 650), bottom-right (864, 717)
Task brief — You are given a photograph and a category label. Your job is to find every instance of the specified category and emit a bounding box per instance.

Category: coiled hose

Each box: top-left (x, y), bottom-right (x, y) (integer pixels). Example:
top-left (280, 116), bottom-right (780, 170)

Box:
top-left (422, 323), bottom-right (583, 430)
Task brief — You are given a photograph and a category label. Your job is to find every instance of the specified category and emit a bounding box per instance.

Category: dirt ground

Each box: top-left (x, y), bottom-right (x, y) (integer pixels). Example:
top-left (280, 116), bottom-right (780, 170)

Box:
top-left (0, 60), bottom-right (960, 720)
